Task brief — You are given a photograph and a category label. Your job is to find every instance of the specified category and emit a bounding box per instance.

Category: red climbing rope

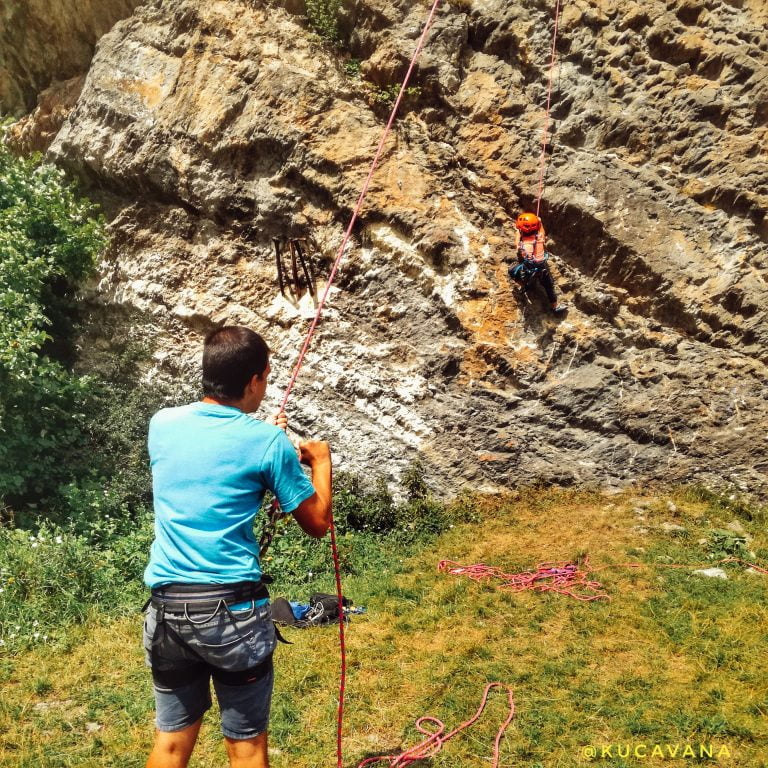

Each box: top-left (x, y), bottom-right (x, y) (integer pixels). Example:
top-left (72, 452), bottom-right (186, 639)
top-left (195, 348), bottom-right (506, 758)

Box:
top-left (438, 558), bottom-right (609, 601)
top-left (272, 2), bottom-right (444, 767)
top-left (535, 0), bottom-right (563, 216)
top-left (328, 519), bottom-right (347, 767)
top-left (357, 682), bottom-right (516, 768)
top-left (277, 0), bottom-right (444, 414)
top-left (439, 556), bottom-right (768, 601)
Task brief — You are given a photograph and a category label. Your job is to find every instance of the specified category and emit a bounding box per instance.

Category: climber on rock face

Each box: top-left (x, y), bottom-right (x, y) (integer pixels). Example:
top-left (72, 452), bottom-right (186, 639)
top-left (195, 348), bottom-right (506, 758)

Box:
top-left (508, 212), bottom-right (566, 314)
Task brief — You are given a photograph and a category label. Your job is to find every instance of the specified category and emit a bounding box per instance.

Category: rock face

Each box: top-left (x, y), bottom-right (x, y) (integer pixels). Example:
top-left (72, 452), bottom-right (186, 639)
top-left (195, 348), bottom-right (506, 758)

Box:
top-left (5, 76), bottom-right (86, 153)
top-left (0, 0), bottom-right (142, 116)
top-left (37, 0), bottom-right (768, 496)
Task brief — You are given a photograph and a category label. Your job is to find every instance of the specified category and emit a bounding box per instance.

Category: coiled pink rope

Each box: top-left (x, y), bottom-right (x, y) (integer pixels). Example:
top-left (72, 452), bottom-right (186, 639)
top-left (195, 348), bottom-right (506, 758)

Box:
top-left (357, 682), bottom-right (515, 768)
top-left (439, 556), bottom-right (768, 601)
top-left (438, 558), bottom-right (609, 601)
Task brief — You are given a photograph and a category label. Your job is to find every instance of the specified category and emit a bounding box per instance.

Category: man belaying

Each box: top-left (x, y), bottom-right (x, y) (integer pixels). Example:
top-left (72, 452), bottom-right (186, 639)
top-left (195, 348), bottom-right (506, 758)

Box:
top-left (142, 325), bottom-right (332, 768)
top-left (508, 212), bottom-right (566, 314)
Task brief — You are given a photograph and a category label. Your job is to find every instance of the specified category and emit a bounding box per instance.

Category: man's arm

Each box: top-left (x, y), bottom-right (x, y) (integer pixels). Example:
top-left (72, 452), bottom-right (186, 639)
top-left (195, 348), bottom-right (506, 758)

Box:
top-left (292, 440), bottom-right (332, 538)
top-left (514, 230), bottom-right (524, 262)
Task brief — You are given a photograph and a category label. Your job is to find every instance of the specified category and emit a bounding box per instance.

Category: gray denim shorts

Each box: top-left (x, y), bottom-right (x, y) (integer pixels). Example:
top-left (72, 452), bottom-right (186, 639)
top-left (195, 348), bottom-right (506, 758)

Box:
top-left (143, 601), bottom-right (276, 739)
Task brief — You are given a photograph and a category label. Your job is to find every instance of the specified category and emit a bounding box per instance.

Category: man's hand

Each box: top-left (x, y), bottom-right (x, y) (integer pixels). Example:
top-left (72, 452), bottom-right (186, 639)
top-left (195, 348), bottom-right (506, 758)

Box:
top-left (267, 411), bottom-right (288, 432)
top-left (293, 440), bottom-right (332, 538)
top-left (298, 440), bottom-right (331, 467)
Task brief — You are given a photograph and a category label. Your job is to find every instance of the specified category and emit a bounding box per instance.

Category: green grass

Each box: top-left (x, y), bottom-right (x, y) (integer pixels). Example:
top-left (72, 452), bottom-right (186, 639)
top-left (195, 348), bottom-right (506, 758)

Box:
top-left (1, 487), bottom-right (767, 766)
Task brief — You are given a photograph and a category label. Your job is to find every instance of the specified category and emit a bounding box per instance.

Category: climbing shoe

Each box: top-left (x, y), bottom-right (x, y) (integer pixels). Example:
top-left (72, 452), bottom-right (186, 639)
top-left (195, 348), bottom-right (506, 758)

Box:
top-left (551, 303), bottom-right (567, 314)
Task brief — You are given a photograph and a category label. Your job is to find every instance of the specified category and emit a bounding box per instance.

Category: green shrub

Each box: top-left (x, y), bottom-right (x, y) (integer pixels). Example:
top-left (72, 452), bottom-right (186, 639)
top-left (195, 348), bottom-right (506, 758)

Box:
top-left (0, 138), bottom-right (106, 510)
top-left (344, 58), bottom-right (361, 78)
top-left (256, 463), bottom-right (454, 588)
top-left (0, 513), bottom-right (153, 652)
top-left (707, 529), bottom-right (750, 560)
top-left (371, 84), bottom-right (422, 108)
top-left (306, 0), bottom-right (341, 44)
top-left (334, 471), bottom-right (398, 533)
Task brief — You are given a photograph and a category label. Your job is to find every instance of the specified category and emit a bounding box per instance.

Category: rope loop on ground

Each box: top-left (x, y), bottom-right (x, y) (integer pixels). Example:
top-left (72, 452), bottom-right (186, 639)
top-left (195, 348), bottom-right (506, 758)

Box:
top-left (439, 556), bottom-right (768, 602)
top-left (357, 682), bottom-right (516, 768)
top-left (438, 557), bottom-right (609, 601)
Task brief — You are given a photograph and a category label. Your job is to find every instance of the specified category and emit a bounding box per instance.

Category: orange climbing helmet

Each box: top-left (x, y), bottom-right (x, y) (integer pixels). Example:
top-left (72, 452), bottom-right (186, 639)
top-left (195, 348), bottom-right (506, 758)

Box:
top-left (516, 212), bottom-right (541, 235)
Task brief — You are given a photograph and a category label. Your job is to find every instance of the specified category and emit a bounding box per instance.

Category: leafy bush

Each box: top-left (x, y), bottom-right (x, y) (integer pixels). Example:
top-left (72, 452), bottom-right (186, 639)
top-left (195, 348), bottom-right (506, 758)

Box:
top-left (707, 529), bottom-right (750, 560)
top-left (0, 138), bottom-right (105, 510)
top-left (371, 84), bottom-right (422, 108)
top-left (306, 0), bottom-right (341, 44)
top-left (334, 472), bottom-right (398, 533)
top-left (0, 513), bottom-right (153, 651)
top-left (344, 58), bottom-right (361, 79)
top-left (257, 462), bottom-right (456, 587)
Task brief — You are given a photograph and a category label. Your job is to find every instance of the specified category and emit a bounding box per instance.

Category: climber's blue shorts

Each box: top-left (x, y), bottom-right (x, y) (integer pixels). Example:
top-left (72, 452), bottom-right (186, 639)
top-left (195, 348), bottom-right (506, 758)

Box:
top-left (143, 601), bottom-right (276, 739)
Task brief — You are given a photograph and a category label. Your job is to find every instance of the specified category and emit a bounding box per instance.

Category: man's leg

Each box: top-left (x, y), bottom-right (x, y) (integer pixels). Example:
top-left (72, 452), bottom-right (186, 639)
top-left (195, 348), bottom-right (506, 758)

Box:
top-left (146, 719), bottom-right (202, 768)
top-left (224, 731), bottom-right (269, 768)
top-left (541, 266), bottom-right (558, 304)
top-left (541, 267), bottom-right (566, 312)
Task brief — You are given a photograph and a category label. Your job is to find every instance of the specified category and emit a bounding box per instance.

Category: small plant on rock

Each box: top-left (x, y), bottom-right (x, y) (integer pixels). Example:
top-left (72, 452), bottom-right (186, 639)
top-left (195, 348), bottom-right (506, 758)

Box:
top-left (306, 0), bottom-right (342, 44)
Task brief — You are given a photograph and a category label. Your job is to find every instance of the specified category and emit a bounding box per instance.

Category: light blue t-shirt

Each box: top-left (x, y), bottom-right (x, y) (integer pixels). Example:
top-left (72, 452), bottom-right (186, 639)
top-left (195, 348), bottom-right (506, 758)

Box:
top-left (144, 402), bottom-right (315, 589)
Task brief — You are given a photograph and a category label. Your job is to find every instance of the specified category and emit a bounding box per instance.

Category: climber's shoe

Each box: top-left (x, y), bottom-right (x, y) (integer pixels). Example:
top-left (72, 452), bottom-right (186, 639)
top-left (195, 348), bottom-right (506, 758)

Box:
top-left (551, 303), bottom-right (567, 314)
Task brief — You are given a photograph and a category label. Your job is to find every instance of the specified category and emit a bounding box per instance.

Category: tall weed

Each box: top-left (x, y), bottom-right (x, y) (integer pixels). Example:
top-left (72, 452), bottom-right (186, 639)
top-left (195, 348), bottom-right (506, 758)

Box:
top-left (0, 513), bottom-right (152, 652)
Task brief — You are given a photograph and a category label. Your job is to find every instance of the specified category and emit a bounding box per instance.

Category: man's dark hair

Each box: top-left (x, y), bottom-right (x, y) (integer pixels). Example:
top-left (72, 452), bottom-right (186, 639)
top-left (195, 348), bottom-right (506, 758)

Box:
top-left (202, 326), bottom-right (270, 400)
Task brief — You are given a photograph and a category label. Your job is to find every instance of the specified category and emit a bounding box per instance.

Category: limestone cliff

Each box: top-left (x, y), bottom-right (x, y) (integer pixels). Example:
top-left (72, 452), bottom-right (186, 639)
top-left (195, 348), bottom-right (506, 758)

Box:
top-left (0, 0), bottom-right (142, 116)
top-left (21, 0), bottom-right (768, 496)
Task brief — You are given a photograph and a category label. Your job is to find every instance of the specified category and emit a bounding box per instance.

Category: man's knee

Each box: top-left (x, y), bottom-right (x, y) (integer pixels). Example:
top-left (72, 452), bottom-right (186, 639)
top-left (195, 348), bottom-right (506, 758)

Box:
top-left (225, 730), bottom-right (269, 768)
top-left (147, 721), bottom-right (202, 768)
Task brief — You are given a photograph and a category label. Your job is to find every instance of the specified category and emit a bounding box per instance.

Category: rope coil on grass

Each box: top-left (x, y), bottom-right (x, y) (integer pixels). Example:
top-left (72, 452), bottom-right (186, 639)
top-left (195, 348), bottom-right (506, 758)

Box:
top-left (438, 558), bottom-right (609, 601)
top-left (357, 682), bottom-right (516, 768)
top-left (439, 556), bottom-right (768, 602)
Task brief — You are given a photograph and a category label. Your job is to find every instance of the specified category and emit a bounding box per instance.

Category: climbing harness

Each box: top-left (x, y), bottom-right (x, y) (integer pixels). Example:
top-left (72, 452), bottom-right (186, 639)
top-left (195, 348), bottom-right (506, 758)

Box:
top-left (510, 256), bottom-right (547, 290)
top-left (357, 683), bottom-right (516, 768)
top-left (509, 249), bottom-right (562, 312)
top-left (439, 556), bottom-right (768, 602)
top-left (274, 237), bottom-right (315, 300)
top-left (145, 581), bottom-right (274, 688)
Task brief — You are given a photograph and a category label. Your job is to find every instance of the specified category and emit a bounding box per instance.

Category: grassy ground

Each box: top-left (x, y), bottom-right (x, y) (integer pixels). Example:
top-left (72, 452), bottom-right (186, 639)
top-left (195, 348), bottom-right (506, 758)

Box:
top-left (1, 487), bottom-right (767, 767)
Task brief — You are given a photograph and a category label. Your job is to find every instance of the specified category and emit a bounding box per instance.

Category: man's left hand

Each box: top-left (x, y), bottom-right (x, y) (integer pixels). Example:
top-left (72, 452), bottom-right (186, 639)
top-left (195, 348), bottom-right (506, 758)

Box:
top-left (267, 411), bottom-right (288, 431)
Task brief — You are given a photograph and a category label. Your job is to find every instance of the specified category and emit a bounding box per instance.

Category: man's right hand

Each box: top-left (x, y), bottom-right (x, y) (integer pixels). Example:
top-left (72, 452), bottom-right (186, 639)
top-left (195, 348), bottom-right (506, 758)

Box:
top-left (294, 441), bottom-right (332, 538)
top-left (298, 440), bottom-right (331, 467)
